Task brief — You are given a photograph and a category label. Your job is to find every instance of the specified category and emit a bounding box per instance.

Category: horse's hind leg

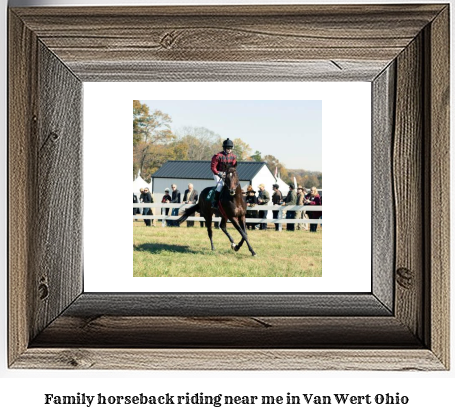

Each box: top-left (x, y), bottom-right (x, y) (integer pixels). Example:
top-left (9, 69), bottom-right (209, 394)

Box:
top-left (205, 215), bottom-right (215, 251)
top-left (219, 217), bottom-right (236, 250)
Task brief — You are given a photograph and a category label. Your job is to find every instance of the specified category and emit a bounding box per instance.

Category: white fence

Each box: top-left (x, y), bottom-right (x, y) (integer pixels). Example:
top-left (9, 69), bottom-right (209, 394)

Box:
top-left (133, 203), bottom-right (322, 230)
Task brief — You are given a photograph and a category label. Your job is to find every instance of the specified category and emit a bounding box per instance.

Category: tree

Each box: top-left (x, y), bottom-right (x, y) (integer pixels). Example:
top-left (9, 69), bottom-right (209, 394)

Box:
top-left (250, 150), bottom-right (262, 162)
top-left (287, 169), bottom-right (322, 189)
top-left (167, 140), bottom-right (189, 161)
top-left (231, 138), bottom-right (252, 161)
top-left (177, 126), bottom-right (222, 160)
top-left (303, 175), bottom-right (319, 189)
top-left (263, 154), bottom-right (289, 181)
top-left (133, 100), bottom-right (150, 145)
top-left (132, 101), bottom-right (175, 179)
top-left (177, 134), bottom-right (198, 159)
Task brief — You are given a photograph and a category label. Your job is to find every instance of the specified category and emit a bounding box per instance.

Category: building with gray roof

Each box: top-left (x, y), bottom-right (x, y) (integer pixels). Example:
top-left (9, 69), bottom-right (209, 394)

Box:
top-left (151, 160), bottom-right (285, 202)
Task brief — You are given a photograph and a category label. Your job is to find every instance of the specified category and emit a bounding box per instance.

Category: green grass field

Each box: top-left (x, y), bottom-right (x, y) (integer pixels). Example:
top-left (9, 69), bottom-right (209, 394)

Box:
top-left (133, 221), bottom-right (322, 277)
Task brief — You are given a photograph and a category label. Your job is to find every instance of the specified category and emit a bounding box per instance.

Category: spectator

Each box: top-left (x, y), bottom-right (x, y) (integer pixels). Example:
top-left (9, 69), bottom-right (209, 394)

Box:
top-left (170, 184), bottom-right (181, 227)
top-left (139, 188), bottom-right (145, 214)
top-left (161, 188), bottom-right (171, 224)
top-left (133, 193), bottom-right (139, 217)
top-left (305, 187), bottom-right (321, 232)
top-left (257, 183), bottom-right (270, 230)
top-left (183, 183), bottom-right (199, 227)
top-left (245, 185), bottom-right (257, 228)
top-left (141, 187), bottom-right (152, 227)
top-left (282, 184), bottom-right (297, 231)
top-left (245, 189), bottom-right (258, 230)
top-left (296, 186), bottom-right (308, 231)
top-left (271, 183), bottom-right (282, 231)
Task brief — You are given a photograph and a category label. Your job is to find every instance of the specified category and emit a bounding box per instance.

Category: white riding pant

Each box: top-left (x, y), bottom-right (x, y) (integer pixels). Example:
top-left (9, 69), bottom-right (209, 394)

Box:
top-left (213, 174), bottom-right (224, 192)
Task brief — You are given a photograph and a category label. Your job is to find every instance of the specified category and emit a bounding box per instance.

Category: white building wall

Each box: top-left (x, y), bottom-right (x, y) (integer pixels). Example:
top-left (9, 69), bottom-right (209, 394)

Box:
top-left (152, 178), bottom-right (211, 202)
top-left (250, 165), bottom-right (276, 194)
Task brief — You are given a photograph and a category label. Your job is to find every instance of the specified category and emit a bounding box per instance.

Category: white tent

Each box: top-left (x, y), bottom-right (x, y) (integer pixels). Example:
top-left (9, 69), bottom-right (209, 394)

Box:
top-left (133, 170), bottom-right (151, 195)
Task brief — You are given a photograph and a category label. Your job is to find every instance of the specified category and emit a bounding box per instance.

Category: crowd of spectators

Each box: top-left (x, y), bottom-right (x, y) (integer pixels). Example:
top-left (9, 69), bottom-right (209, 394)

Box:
top-left (243, 183), bottom-right (321, 232)
top-left (134, 183), bottom-right (200, 228)
top-left (281, 184), bottom-right (322, 232)
top-left (244, 183), bottom-right (271, 230)
top-left (134, 182), bottom-right (322, 232)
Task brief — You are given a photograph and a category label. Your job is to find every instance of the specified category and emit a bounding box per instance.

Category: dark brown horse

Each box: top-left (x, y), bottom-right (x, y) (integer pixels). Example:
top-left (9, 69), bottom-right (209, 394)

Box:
top-left (178, 166), bottom-right (257, 256)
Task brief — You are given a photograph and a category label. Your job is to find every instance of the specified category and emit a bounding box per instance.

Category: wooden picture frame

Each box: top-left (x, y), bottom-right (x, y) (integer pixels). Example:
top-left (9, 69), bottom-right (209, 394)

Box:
top-left (9, 4), bottom-right (449, 370)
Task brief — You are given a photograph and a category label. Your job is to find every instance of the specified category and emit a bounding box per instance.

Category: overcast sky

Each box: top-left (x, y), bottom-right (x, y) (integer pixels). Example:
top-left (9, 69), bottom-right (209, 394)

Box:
top-left (142, 100), bottom-right (322, 171)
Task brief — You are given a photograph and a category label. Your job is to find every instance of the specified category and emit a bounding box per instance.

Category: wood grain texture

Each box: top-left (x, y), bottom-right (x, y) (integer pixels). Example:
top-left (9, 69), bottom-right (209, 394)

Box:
top-left (31, 316), bottom-right (421, 348)
top-left (62, 293), bottom-right (392, 317)
top-left (11, 5), bottom-right (445, 82)
top-left (425, 6), bottom-right (450, 368)
top-left (8, 4), bottom-right (450, 370)
top-left (393, 34), bottom-right (424, 340)
top-left (33, 42), bottom-right (83, 338)
top-left (9, 11), bottom-right (84, 366)
top-left (372, 63), bottom-right (395, 312)
top-left (8, 11), bottom-right (39, 366)
top-left (13, 349), bottom-right (445, 371)
top-left (70, 60), bottom-right (388, 82)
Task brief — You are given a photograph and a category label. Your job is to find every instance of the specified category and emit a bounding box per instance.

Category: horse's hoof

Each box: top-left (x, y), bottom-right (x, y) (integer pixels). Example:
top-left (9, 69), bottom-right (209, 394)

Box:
top-left (231, 243), bottom-right (237, 250)
top-left (252, 253), bottom-right (257, 257)
top-left (234, 245), bottom-right (240, 252)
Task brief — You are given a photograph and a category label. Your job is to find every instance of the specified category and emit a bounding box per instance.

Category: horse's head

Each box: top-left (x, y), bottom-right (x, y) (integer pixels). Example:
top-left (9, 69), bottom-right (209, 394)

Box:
top-left (224, 166), bottom-right (240, 196)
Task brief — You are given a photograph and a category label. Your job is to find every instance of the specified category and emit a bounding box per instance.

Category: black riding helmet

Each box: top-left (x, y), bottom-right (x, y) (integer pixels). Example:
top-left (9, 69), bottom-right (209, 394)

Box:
top-left (222, 138), bottom-right (234, 149)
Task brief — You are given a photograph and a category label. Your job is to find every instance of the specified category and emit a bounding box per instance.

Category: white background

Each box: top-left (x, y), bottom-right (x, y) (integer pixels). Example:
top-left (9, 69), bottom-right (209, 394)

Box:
top-left (84, 82), bottom-right (371, 292)
top-left (1, 0), bottom-right (454, 414)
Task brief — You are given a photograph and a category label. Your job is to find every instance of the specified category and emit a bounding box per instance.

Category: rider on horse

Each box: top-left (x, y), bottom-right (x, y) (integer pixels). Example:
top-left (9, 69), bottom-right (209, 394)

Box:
top-left (210, 138), bottom-right (237, 208)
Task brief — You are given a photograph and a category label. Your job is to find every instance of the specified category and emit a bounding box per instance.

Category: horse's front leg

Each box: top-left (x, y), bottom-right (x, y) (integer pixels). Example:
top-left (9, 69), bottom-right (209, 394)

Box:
top-left (234, 215), bottom-right (247, 251)
top-left (205, 215), bottom-right (215, 251)
top-left (230, 217), bottom-right (256, 256)
top-left (219, 217), bottom-right (237, 250)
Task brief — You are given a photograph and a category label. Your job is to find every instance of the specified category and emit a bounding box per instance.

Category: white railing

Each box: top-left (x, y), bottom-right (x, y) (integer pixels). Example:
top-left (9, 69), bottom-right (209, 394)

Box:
top-left (133, 203), bottom-right (322, 230)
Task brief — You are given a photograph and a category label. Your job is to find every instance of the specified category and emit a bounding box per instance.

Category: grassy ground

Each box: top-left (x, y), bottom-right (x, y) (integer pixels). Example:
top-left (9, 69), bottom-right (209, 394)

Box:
top-left (133, 221), bottom-right (322, 277)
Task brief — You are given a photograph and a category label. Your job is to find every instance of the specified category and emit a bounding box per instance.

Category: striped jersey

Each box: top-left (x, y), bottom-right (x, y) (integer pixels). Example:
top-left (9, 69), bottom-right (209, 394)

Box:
top-left (210, 151), bottom-right (237, 175)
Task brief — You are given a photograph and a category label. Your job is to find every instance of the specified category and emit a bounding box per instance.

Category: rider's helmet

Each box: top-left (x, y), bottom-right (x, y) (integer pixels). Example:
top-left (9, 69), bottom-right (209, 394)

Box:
top-left (222, 138), bottom-right (234, 150)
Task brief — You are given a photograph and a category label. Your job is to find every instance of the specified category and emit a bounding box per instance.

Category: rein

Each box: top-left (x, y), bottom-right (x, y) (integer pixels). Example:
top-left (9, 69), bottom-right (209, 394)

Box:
top-left (218, 200), bottom-right (229, 220)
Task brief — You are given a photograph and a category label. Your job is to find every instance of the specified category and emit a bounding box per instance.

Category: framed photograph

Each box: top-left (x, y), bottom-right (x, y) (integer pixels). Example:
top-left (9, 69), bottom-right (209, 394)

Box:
top-left (9, 4), bottom-right (449, 370)
top-left (85, 82), bottom-right (369, 292)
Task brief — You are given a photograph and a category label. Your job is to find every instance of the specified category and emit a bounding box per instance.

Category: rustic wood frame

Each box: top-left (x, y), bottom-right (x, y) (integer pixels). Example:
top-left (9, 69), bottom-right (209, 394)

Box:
top-left (9, 5), bottom-right (449, 370)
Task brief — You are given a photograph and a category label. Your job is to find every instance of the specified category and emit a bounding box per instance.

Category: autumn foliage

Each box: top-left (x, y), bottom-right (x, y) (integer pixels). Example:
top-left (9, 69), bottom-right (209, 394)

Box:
top-left (133, 100), bottom-right (322, 188)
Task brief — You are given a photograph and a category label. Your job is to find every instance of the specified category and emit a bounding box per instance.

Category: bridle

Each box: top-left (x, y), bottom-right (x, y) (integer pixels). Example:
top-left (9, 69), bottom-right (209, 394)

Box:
top-left (223, 168), bottom-right (239, 197)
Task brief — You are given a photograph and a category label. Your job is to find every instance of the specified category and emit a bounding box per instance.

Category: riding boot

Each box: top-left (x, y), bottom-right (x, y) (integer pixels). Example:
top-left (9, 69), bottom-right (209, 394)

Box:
top-left (211, 190), bottom-right (221, 208)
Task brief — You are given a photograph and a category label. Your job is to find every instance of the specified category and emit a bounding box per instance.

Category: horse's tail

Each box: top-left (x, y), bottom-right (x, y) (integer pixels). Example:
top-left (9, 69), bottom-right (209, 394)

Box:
top-left (178, 203), bottom-right (200, 225)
